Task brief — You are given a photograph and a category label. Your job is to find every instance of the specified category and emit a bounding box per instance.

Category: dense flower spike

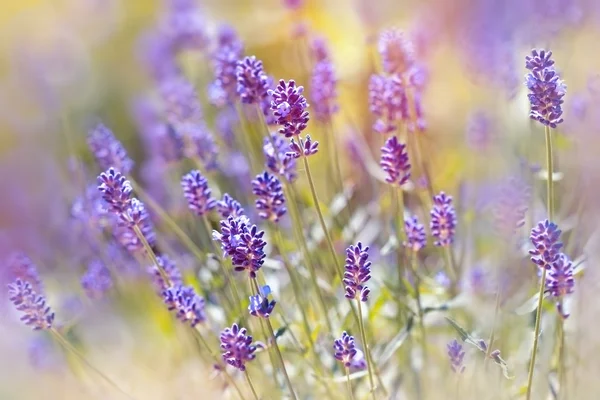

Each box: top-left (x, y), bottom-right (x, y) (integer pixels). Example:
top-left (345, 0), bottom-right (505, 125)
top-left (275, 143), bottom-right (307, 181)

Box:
top-left (220, 323), bottom-right (257, 371)
top-left (8, 279), bottom-right (54, 331)
top-left (248, 285), bottom-right (277, 318)
top-left (213, 216), bottom-right (267, 278)
top-left (494, 175), bottom-right (531, 235)
top-left (524, 49), bottom-right (566, 128)
top-left (148, 255), bottom-right (183, 292)
top-left (87, 123), bottom-right (134, 174)
top-left (162, 285), bottom-right (206, 327)
top-left (97, 168), bottom-right (133, 214)
top-left (269, 79), bottom-right (310, 137)
top-left (183, 122), bottom-right (219, 171)
top-left (310, 60), bottom-right (338, 122)
top-left (529, 220), bottom-right (563, 269)
top-left (263, 134), bottom-right (297, 182)
top-left (333, 331), bottom-right (359, 367)
top-left (81, 260), bottom-right (113, 299)
top-left (430, 192), bottom-right (457, 247)
top-left (160, 0), bottom-right (209, 53)
top-left (4, 252), bottom-right (44, 293)
top-left (157, 124), bottom-right (186, 163)
top-left (344, 242), bottom-right (372, 302)
top-left (236, 56), bottom-right (270, 104)
top-left (216, 193), bottom-right (246, 219)
top-left (287, 135), bottom-right (319, 159)
top-left (380, 136), bottom-right (411, 185)
top-left (368, 74), bottom-right (405, 134)
top-left (252, 171), bottom-right (287, 222)
top-left (211, 31), bottom-right (244, 106)
top-left (447, 339), bottom-right (466, 373)
top-left (378, 28), bottom-right (415, 75)
top-left (404, 215), bottom-right (426, 252)
top-left (181, 170), bottom-right (217, 216)
top-left (114, 198), bottom-right (157, 254)
top-left (159, 75), bottom-right (203, 124)
top-left (546, 253), bottom-right (575, 318)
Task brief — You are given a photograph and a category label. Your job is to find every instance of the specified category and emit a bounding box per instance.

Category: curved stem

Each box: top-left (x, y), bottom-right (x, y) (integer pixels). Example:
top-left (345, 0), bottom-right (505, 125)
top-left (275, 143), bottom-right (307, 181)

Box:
top-left (357, 301), bottom-right (377, 400)
top-left (265, 318), bottom-right (298, 400)
top-left (346, 367), bottom-right (356, 400)
top-left (245, 371), bottom-right (260, 400)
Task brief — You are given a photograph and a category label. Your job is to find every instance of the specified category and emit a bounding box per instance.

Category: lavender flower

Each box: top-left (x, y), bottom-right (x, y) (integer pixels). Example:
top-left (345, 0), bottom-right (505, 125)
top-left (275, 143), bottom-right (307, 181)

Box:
top-left (344, 242), bottom-right (372, 302)
top-left (236, 56), bottom-right (270, 104)
top-left (81, 260), bottom-right (112, 299)
top-left (8, 279), bottom-right (54, 331)
top-left (181, 170), bottom-right (217, 216)
top-left (263, 134), bottom-right (297, 182)
top-left (114, 199), bottom-right (157, 254)
top-left (87, 123), bottom-right (134, 174)
top-left (311, 36), bottom-right (330, 62)
top-left (220, 323), bottom-right (257, 371)
top-left (333, 331), bottom-right (359, 367)
top-left (529, 219), bottom-right (563, 269)
top-left (213, 216), bottom-right (267, 278)
top-left (183, 122), bottom-right (219, 171)
top-left (546, 253), bottom-right (575, 318)
top-left (430, 192), bottom-right (457, 247)
top-left (404, 215), bottom-right (426, 252)
top-left (216, 194), bottom-right (246, 219)
top-left (252, 171), bottom-right (287, 222)
top-left (156, 124), bottom-right (185, 163)
top-left (211, 37), bottom-right (244, 106)
top-left (148, 255), bottom-right (183, 292)
top-left (161, 0), bottom-right (209, 53)
top-left (4, 252), bottom-right (43, 293)
top-left (97, 168), bottom-right (132, 214)
top-left (269, 79), bottom-right (310, 137)
top-left (310, 60), bottom-right (338, 122)
top-left (287, 135), bottom-right (319, 158)
top-left (248, 285), bottom-right (276, 318)
top-left (525, 49), bottom-right (566, 128)
top-left (162, 285), bottom-right (206, 327)
top-left (447, 339), bottom-right (465, 373)
top-left (369, 74), bottom-right (405, 134)
top-left (159, 75), bottom-right (203, 124)
top-left (378, 28), bottom-right (415, 75)
top-left (380, 136), bottom-right (411, 185)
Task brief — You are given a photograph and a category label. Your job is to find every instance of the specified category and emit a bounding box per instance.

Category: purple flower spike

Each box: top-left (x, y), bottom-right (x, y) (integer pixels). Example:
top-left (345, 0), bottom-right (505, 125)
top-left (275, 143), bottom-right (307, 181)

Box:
top-left (184, 123), bottom-right (219, 171)
top-left (181, 170), bottom-right (217, 216)
top-left (344, 242), bottom-right (372, 302)
top-left (159, 75), bottom-right (203, 124)
top-left (333, 331), bottom-right (359, 368)
top-left (269, 79), bottom-right (310, 137)
top-left (162, 285), bottom-right (206, 327)
top-left (236, 56), bottom-right (270, 104)
top-left (369, 74), bottom-right (405, 134)
top-left (148, 255), bottom-right (183, 292)
top-left (252, 171), bottom-right (287, 222)
top-left (404, 215), bottom-right (426, 252)
top-left (378, 28), bottom-right (415, 75)
top-left (248, 284), bottom-right (277, 318)
top-left (81, 260), bottom-right (113, 300)
top-left (380, 136), bottom-right (411, 186)
top-left (216, 193), bottom-right (246, 219)
top-left (546, 253), bottom-right (575, 319)
top-left (220, 323), bottom-right (257, 371)
top-left (115, 199), bottom-right (157, 254)
top-left (97, 168), bottom-right (132, 214)
top-left (310, 60), bottom-right (338, 123)
top-left (430, 192), bottom-right (457, 247)
top-left (263, 134), bottom-right (297, 182)
top-left (4, 252), bottom-right (43, 293)
top-left (8, 279), bottom-right (54, 331)
top-left (447, 339), bottom-right (465, 373)
top-left (525, 49), bottom-right (566, 128)
top-left (287, 135), bottom-right (319, 159)
top-left (529, 220), bottom-right (563, 269)
top-left (87, 123), bottom-right (134, 174)
top-left (211, 34), bottom-right (244, 106)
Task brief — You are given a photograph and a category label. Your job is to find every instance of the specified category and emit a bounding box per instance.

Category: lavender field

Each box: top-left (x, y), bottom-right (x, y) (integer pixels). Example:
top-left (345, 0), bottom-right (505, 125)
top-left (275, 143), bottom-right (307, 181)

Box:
top-left (1, 0), bottom-right (600, 399)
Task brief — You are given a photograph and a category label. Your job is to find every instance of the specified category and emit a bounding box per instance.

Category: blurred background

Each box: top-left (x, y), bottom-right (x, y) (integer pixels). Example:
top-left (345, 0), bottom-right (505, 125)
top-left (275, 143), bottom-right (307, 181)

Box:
top-left (2, 0), bottom-right (600, 399)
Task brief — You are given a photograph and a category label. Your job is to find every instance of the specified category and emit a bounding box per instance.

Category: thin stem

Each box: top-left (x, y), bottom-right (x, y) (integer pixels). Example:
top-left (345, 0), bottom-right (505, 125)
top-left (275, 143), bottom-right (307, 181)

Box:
top-left (526, 125), bottom-right (554, 400)
top-left (485, 263), bottom-right (503, 366)
top-left (265, 318), bottom-right (298, 400)
top-left (327, 121), bottom-right (345, 199)
top-left (346, 367), bottom-right (356, 400)
top-left (245, 371), bottom-right (260, 400)
top-left (236, 103), bottom-right (260, 173)
top-left (395, 188), bottom-right (406, 285)
top-left (557, 315), bottom-right (566, 400)
top-left (411, 252), bottom-right (427, 356)
top-left (132, 224), bottom-right (171, 285)
top-left (357, 301), bottom-right (377, 400)
top-left (405, 87), bottom-right (434, 199)
top-left (442, 246), bottom-right (458, 289)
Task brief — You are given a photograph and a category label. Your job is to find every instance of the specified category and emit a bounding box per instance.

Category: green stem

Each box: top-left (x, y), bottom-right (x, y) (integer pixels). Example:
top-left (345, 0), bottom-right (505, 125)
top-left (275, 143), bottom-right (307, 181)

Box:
top-left (132, 224), bottom-right (171, 285)
top-left (485, 266), bottom-right (502, 366)
top-left (410, 252), bottom-right (427, 357)
top-left (442, 246), bottom-right (458, 289)
top-left (557, 315), bottom-right (566, 400)
top-left (245, 371), bottom-right (260, 400)
top-left (357, 301), bottom-right (377, 400)
top-left (265, 318), bottom-right (298, 400)
top-left (235, 103), bottom-right (260, 173)
top-left (346, 367), bottom-right (356, 400)
top-left (525, 125), bottom-right (554, 400)
top-left (327, 121), bottom-right (345, 198)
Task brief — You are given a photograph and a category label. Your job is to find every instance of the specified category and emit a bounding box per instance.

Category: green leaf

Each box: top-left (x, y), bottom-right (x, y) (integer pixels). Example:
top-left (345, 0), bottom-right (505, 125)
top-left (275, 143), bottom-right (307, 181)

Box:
top-left (274, 326), bottom-right (288, 339)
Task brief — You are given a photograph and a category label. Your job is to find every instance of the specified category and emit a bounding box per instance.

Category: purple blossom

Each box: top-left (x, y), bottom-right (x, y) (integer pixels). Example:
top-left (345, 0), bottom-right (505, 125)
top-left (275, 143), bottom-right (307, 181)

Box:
top-left (447, 339), bottom-right (465, 373)
top-left (310, 60), bottom-right (338, 122)
top-left (493, 175), bottom-right (531, 235)
top-left (378, 28), bottom-right (415, 75)
top-left (525, 49), bottom-right (566, 128)
top-left (430, 192), bottom-right (457, 247)
top-left (252, 171), bottom-right (287, 222)
top-left (287, 135), bottom-right (319, 159)
top-left (236, 56), bottom-right (270, 104)
top-left (259, 76), bottom-right (277, 125)
top-left (220, 323), bottom-right (257, 371)
top-left (162, 285), bottom-right (206, 327)
top-left (333, 331), bottom-right (359, 368)
top-left (97, 168), bottom-right (132, 214)
top-left (465, 111), bottom-right (494, 151)
top-left (4, 252), bottom-right (43, 293)
top-left (87, 123), bottom-right (134, 174)
top-left (369, 74), bottom-right (405, 134)
top-left (160, 0), bottom-right (209, 53)
top-left (156, 124), bottom-right (186, 163)
top-left (248, 284), bottom-right (276, 318)
top-left (311, 36), bottom-right (330, 62)
top-left (343, 242), bottom-right (372, 302)
top-left (148, 254), bottom-right (183, 292)
top-left (114, 199), bottom-right (156, 254)
top-left (181, 170), bottom-right (217, 216)
top-left (216, 194), bottom-right (246, 219)
top-left (182, 122), bottom-right (219, 171)
top-left (529, 220), bottom-right (563, 269)
top-left (269, 79), bottom-right (310, 137)
top-left (159, 75), bottom-right (203, 124)
top-left (211, 36), bottom-right (244, 106)
top-left (81, 260), bottom-right (112, 299)
top-left (404, 215), bottom-right (426, 252)
top-left (71, 185), bottom-right (113, 228)
top-left (545, 253), bottom-right (575, 319)
top-left (263, 134), bottom-right (297, 182)
top-left (380, 136), bottom-right (410, 186)
top-left (8, 279), bottom-right (54, 331)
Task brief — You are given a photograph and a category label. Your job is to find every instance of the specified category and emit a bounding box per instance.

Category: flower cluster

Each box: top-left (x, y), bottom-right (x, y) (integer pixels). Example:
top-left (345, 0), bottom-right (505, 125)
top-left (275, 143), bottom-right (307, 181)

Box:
top-left (287, 135), bottom-right (319, 158)
top-left (343, 242), bottom-right (372, 302)
top-left (252, 171), bottom-right (287, 222)
top-left (380, 136), bottom-right (411, 185)
top-left (148, 255), bottom-right (183, 292)
top-left (181, 170), bottom-right (217, 216)
top-left (248, 285), bottom-right (277, 318)
top-left (430, 192), bottom-right (457, 247)
top-left (162, 285), bottom-right (206, 327)
top-left (269, 79), bottom-right (310, 137)
top-left (8, 279), bottom-right (54, 331)
top-left (263, 134), bottom-right (297, 182)
top-left (333, 331), bottom-right (359, 368)
top-left (220, 323), bottom-right (257, 371)
top-left (160, 0), bottom-right (208, 53)
top-left (81, 260), bottom-right (113, 300)
top-left (4, 252), bottom-right (44, 293)
top-left (529, 220), bottom-right (562, 269)
top-left (447, 339), bottom-right (465, 373)
top-left (545, 253), bottom-right (575, 319)
top-left (378, 28), bottom-right (415, 75)
top-left (87, 123), bottom-right (134, 174)
top-left (159, 74), bottom-right (203, 124)
top-left (368, 74), bottom-right (405, 134)
top-left (210, 29), bottom-right (244, 106)
top-left (97, 168), bottom-right (133, 214)
top-left (236, 56), bottom-right (270, 104)
top-left (404, 215), bottom-right (426, 252)
top-left (216, 193), bottom-right (246, 219)
top-left (310, 60), bottom-right (338, 123)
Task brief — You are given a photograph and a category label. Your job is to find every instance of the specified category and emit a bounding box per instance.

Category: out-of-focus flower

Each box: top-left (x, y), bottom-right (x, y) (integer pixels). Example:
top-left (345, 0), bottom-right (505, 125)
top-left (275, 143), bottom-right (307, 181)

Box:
top-left (344, 242), bottom-right (372, 302)
top-left (248, 284), bottom-right (276, 318)
top-left (97, 168), bottom-right (132, 214)
top-left (181, 170), bottom-right (217, 217)
top-left (269, 79), bottom-right (310, 137)
top-left (447, 339), bottom-right (465, 373)
top-left (310, 60), bottom-right (338, 123)
top-left (159, 75), bottom-right (203, 124)
top-left (213, 216), bottom-right (266, 278)
top-left (525, 49), bottom-right (566, 128)
top-left (311, 36), bottom-right (330, 62)
top-left (369, 74), bottom-right (405, 134)
top-left (220, 323), bottom-right (257, 371)
top-left (493, 175), bottom-right (530, 236)
top-left (236, 56), bottom-right (270, 104)
top-left (465, 111), bottom-right (494, 151)
top-left (404, 215), bottom-right (426, 252)
top-left (545, 253), bottom-right (575, 319)
top-left (430, 192), bottom-right (457, 247)
top-left (287, 135), bottom-right (319, 158)
top-left (378, 28), bottom-right (415, 75)
top-left (180, 122), bottom-right (219, 171)
top-left (87, 123), bottom-right (134, 174)
top-left (4, 252), bottom-right (44, 293)
top-left (282, 0), bottom-right (304, 10)
top-left (160, 0), bottom-right (209, 53)
top-left (162, 285), bottom-right (206, 327)
top-left (334, 331), bottom-right (359, 368)
top-left (81, 260), bottom-right (112, 299)
top-left (8, 279), bottom-right (54, 331)
top-left (252, 171), bottom-right (287, 222)
top-left (380, 136), bottom-right (411, 185)
top-left (148, 255), bottom-right (182, 292)
top-left (263, 134), bottom-right (297, 182)
top-left (216, 194), bottom-right (246, 219)
top-left (529, 219), bottom-right (562, 269)
top-left (211, 31), bottom-right (244, 106)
